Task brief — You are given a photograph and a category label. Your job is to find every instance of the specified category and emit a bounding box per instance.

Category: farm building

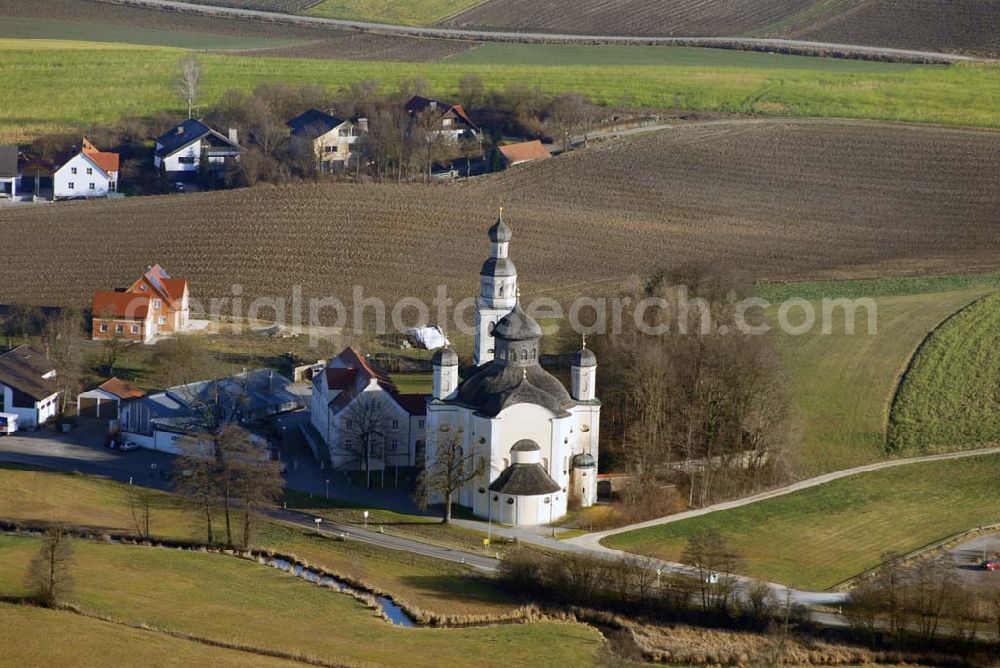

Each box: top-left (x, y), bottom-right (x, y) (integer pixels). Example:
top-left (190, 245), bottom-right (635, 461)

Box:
top-left (118, 369), bottom-right (303, 453)
top-left (0, 345), bottom-right (60, 429)
top-left (76, 377), bottom-right (145, 419)
top-left (423, 212), bottom-right (600, 525)
top-left (154, 119), bottom-right (241, 179)
top-left (498, 140), bottom-right (551, 168)
top-left (307, 348), bottom-right (427, 473)
top-left (52, 138), bottom-right (118, 199)
top-left (0, 146), bottom-right (17, 198)
top-left (404, 95), bottom-right (480, 141)
top-left (92, 264), bottom-right (191, 343)
top-left (287, 109), bottom-right (367, 172)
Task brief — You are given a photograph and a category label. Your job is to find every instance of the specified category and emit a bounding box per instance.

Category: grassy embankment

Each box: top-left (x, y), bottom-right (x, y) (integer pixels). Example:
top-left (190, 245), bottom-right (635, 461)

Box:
top-left (604, 452), bottom-right (1000, 590)
top-left (887, 291), bottom-right (1000, 455)
top-left (0, 535), bottom-right (603, 667)
top-left (307, 0), bottom-right (483, 25)
top-left (761, 276), bottom-right (1000, 474)
top-left (1, 38), bottom-right (999, 141)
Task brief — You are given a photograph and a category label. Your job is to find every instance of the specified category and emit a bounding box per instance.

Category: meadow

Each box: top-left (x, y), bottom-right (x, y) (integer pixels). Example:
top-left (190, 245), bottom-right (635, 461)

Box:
top-left (307, 0), bottom-right (484, 25)
top-left (2, 39), bottom-right (1000, 140)
top-left (0, 603), bottom-right (299, 666)
top-left (0, 464), bottom-right (514, 617)
top-left (0, 536), bottom-right (603, 667)
top-left (772, 287), bottom-right (995, 474)
top-left (887, 292), bottom-right (1000, 455)
top-left (604, 453), bottom-right (1000, 590)
top-left (0, 17), bottom-right (304, 50)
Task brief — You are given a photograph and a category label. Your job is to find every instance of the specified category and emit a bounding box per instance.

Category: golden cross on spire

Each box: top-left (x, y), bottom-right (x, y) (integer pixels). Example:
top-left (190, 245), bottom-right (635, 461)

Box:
top-left (582, 334), bottom-right (587, 349)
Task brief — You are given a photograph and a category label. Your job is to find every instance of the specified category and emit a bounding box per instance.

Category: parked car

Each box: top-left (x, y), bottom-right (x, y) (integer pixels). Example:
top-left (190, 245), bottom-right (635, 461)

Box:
top-left (983, 560), bottom-right (1000, 571)
top-left (119, 441), bottom-right (141, 452)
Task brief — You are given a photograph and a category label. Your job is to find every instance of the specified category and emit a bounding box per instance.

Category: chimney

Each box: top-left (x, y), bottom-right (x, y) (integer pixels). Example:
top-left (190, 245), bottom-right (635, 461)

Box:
top-left (356, 117), bottom-right (369, 132)
top-left (228, 128), bottom-right (239, 144)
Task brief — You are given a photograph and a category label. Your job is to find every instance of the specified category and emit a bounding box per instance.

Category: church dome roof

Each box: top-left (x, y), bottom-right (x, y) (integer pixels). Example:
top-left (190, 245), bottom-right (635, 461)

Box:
top-left (572, 452), bottom-right (596, 468)
top-left (432, 347), bottom-right (458, 366)
top-left (492, 303), bottom-right (542, 341)
top-left (488, 213), bottom-right (512, 243)
top-left (572, 347), bottom-right (597, 367)
top-left (511, 439), bottom-right (541, 452)
top-left (489, 462), bottom-right (560, 497)
top-left (480, 256), bottom-right (516, 277)
top-left (455, 362), bottom-right (572, 417)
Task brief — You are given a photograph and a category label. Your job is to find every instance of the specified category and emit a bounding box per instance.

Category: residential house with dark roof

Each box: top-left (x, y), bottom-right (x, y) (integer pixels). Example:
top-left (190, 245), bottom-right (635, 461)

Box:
top-left (0, 345), bottom-right (60, 429)
top-left (53, 138), bottom-right (119, 199)
top-left (404, 95), bottom-right (480, 141)
top-left (92, 264), bottom-right (191, 343)
top-left (0, 146), bottom-right (17, 198)
top-left (309, 347), bottom-right (427, 472)
top-left (287, 109), bottom-right (367, 172)
top-left (154, 119), bottom-right (241, 179)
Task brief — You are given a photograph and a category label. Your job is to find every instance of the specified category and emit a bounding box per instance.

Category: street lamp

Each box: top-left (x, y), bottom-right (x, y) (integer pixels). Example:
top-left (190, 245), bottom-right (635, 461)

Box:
top-left (325, 478), bottom-right (330, 499)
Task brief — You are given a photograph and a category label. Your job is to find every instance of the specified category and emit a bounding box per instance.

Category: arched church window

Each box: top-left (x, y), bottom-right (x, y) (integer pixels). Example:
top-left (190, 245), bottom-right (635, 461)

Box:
top-left (582, 379), bottom-right (588, 392)
top-left (443, 379), bottom-right (450, 391)
top-left (521, 349), bottom-right (528, 361)
top-left (498, 284), bottom-right (504, 297)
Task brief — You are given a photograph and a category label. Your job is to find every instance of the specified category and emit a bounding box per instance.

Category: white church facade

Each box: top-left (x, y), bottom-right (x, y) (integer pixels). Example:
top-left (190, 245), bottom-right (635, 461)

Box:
top-left (424, 212), bottom-right (601, 525)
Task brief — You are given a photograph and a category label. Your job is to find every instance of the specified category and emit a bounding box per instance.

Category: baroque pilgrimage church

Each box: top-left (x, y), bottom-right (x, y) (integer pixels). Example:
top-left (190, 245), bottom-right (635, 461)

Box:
top-left (311, 212), bottom-right (600, 525)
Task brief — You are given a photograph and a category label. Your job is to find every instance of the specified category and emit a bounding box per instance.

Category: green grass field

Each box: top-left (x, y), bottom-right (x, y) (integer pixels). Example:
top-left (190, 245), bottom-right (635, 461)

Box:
top-left (0, 17), bottom-right (303, 50)
top-left (604, 453), bottom-right (1000, 590)
top-left (2, 39), bottom-right (999, 141)
top-left (0, 603), bottom-right (299, 666)
top-left (0, 464), bottom-right (513, 617)
top-left (0, 536), bottom-right (603, 667)
top-left (771, 287), bottom-right (993, 474)
top-left (451, 43), bottom-right (919, 72)
top-left (391, 372), bottom-right (434, 394)
top-left (887, 292), bottom-right (1000, 455)
top-left (307, 0), bottom-right (483, 25)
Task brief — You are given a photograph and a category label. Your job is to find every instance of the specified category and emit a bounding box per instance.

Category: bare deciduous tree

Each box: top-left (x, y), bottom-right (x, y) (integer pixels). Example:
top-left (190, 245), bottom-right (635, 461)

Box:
top-left (41, 309), bottom-right (85, 416)
top-left (176, 55), bottom-right (201, 119)
top-left (25, 523), bottom-right (74, 606)
top-left (339, 393), bottom-right (390, 489)
top-left (681, 529), bottom-right (743, 614)
top-left (234, 439), bottom-right (284, 549)
top-left (414, 427), bottom-right (484, 523)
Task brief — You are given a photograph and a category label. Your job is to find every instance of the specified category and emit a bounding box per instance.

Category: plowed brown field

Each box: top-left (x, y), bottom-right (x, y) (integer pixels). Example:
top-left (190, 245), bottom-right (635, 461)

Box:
top-left (443, 0), bottom-right (1000, 55)
top-left (2, 121), bottom-right (998, 312)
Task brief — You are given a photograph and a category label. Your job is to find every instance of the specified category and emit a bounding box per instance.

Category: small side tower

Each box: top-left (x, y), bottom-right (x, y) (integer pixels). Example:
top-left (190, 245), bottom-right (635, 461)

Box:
top-left (570, 336), bottom-right (597, 402)
top-left (474, 209), bottom-right (517, 366)
top-left (432, 347), bottom-right (459, 401)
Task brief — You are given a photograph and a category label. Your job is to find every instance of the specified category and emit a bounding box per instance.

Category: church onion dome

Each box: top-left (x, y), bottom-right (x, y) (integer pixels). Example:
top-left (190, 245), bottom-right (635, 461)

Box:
top-left (489, 461), bottom-right (561, 497)
top-left (492, 303), bottom-right (543, 341)
top-left (572, 347), bottom-right (597, 368)
top-left (572, 452), bottom-right (596, 468)
top-left (480, 256), bottom-right (516, 277)
top-left (432, 347), bottom-right (458, 366)
top-left (488, 213), bottom-right (513, 243)
top-left (456, 363), bottom-right (573, 417)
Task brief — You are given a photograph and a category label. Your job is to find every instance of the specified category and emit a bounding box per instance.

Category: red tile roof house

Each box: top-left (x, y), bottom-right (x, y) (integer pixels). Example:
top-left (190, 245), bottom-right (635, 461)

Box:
top-left (0, 345), bottom-right (60, 429)
top-left (498, 140), bottom-right (551, 168)
top-left (92, 265), bottom-right (191, 344)
top-left (53, 138), bottom-right (119, 200)
top-left (307, 348), bottom-right (427, 475)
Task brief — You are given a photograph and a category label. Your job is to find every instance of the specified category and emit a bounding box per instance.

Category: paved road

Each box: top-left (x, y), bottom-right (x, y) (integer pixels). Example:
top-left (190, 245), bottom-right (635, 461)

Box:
top-left (567, 446), bottom-right (1000, 551)
top-left (103, 0), bottom-right (989, 64)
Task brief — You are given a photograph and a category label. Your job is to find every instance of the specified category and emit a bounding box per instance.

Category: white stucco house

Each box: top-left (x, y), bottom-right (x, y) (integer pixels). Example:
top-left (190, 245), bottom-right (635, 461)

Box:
top-left (424, 213), bottom-right (600, 526)
top-left (0, 146), bottom-right (17, 199)
top-left (154, 119), bottom-right (241, 178)
top-left (286, 109), bottom-right (366, 172)
top-left (52, 138), bottom-right (119, 200)
top-left (0, 345), bottom-right (60, 429)
top-left (308, 348), bottom-right (427, 472)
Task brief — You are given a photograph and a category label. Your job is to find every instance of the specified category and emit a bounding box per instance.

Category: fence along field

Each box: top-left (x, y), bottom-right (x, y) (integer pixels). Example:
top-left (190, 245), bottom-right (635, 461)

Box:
top-left (887, 292), bottom-right (1000, 456)
top-left (1, 121), bottom-right (999, 313)
top-left (442, 0), bottom-right (1000, 55)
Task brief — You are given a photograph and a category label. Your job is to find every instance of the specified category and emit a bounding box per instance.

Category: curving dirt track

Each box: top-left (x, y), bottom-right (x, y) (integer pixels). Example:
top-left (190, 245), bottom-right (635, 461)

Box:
top-left (1, 120), bottom-right (999, 312)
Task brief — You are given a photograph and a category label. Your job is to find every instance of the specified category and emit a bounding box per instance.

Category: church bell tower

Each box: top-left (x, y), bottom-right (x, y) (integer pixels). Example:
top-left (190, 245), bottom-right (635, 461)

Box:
top-left (474, 210), bottom-right (517, 366)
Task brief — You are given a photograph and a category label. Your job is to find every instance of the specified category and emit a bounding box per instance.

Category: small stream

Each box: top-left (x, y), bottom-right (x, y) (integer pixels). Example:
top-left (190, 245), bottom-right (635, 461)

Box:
top-left (267, 558), bottom-right (416, 627)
